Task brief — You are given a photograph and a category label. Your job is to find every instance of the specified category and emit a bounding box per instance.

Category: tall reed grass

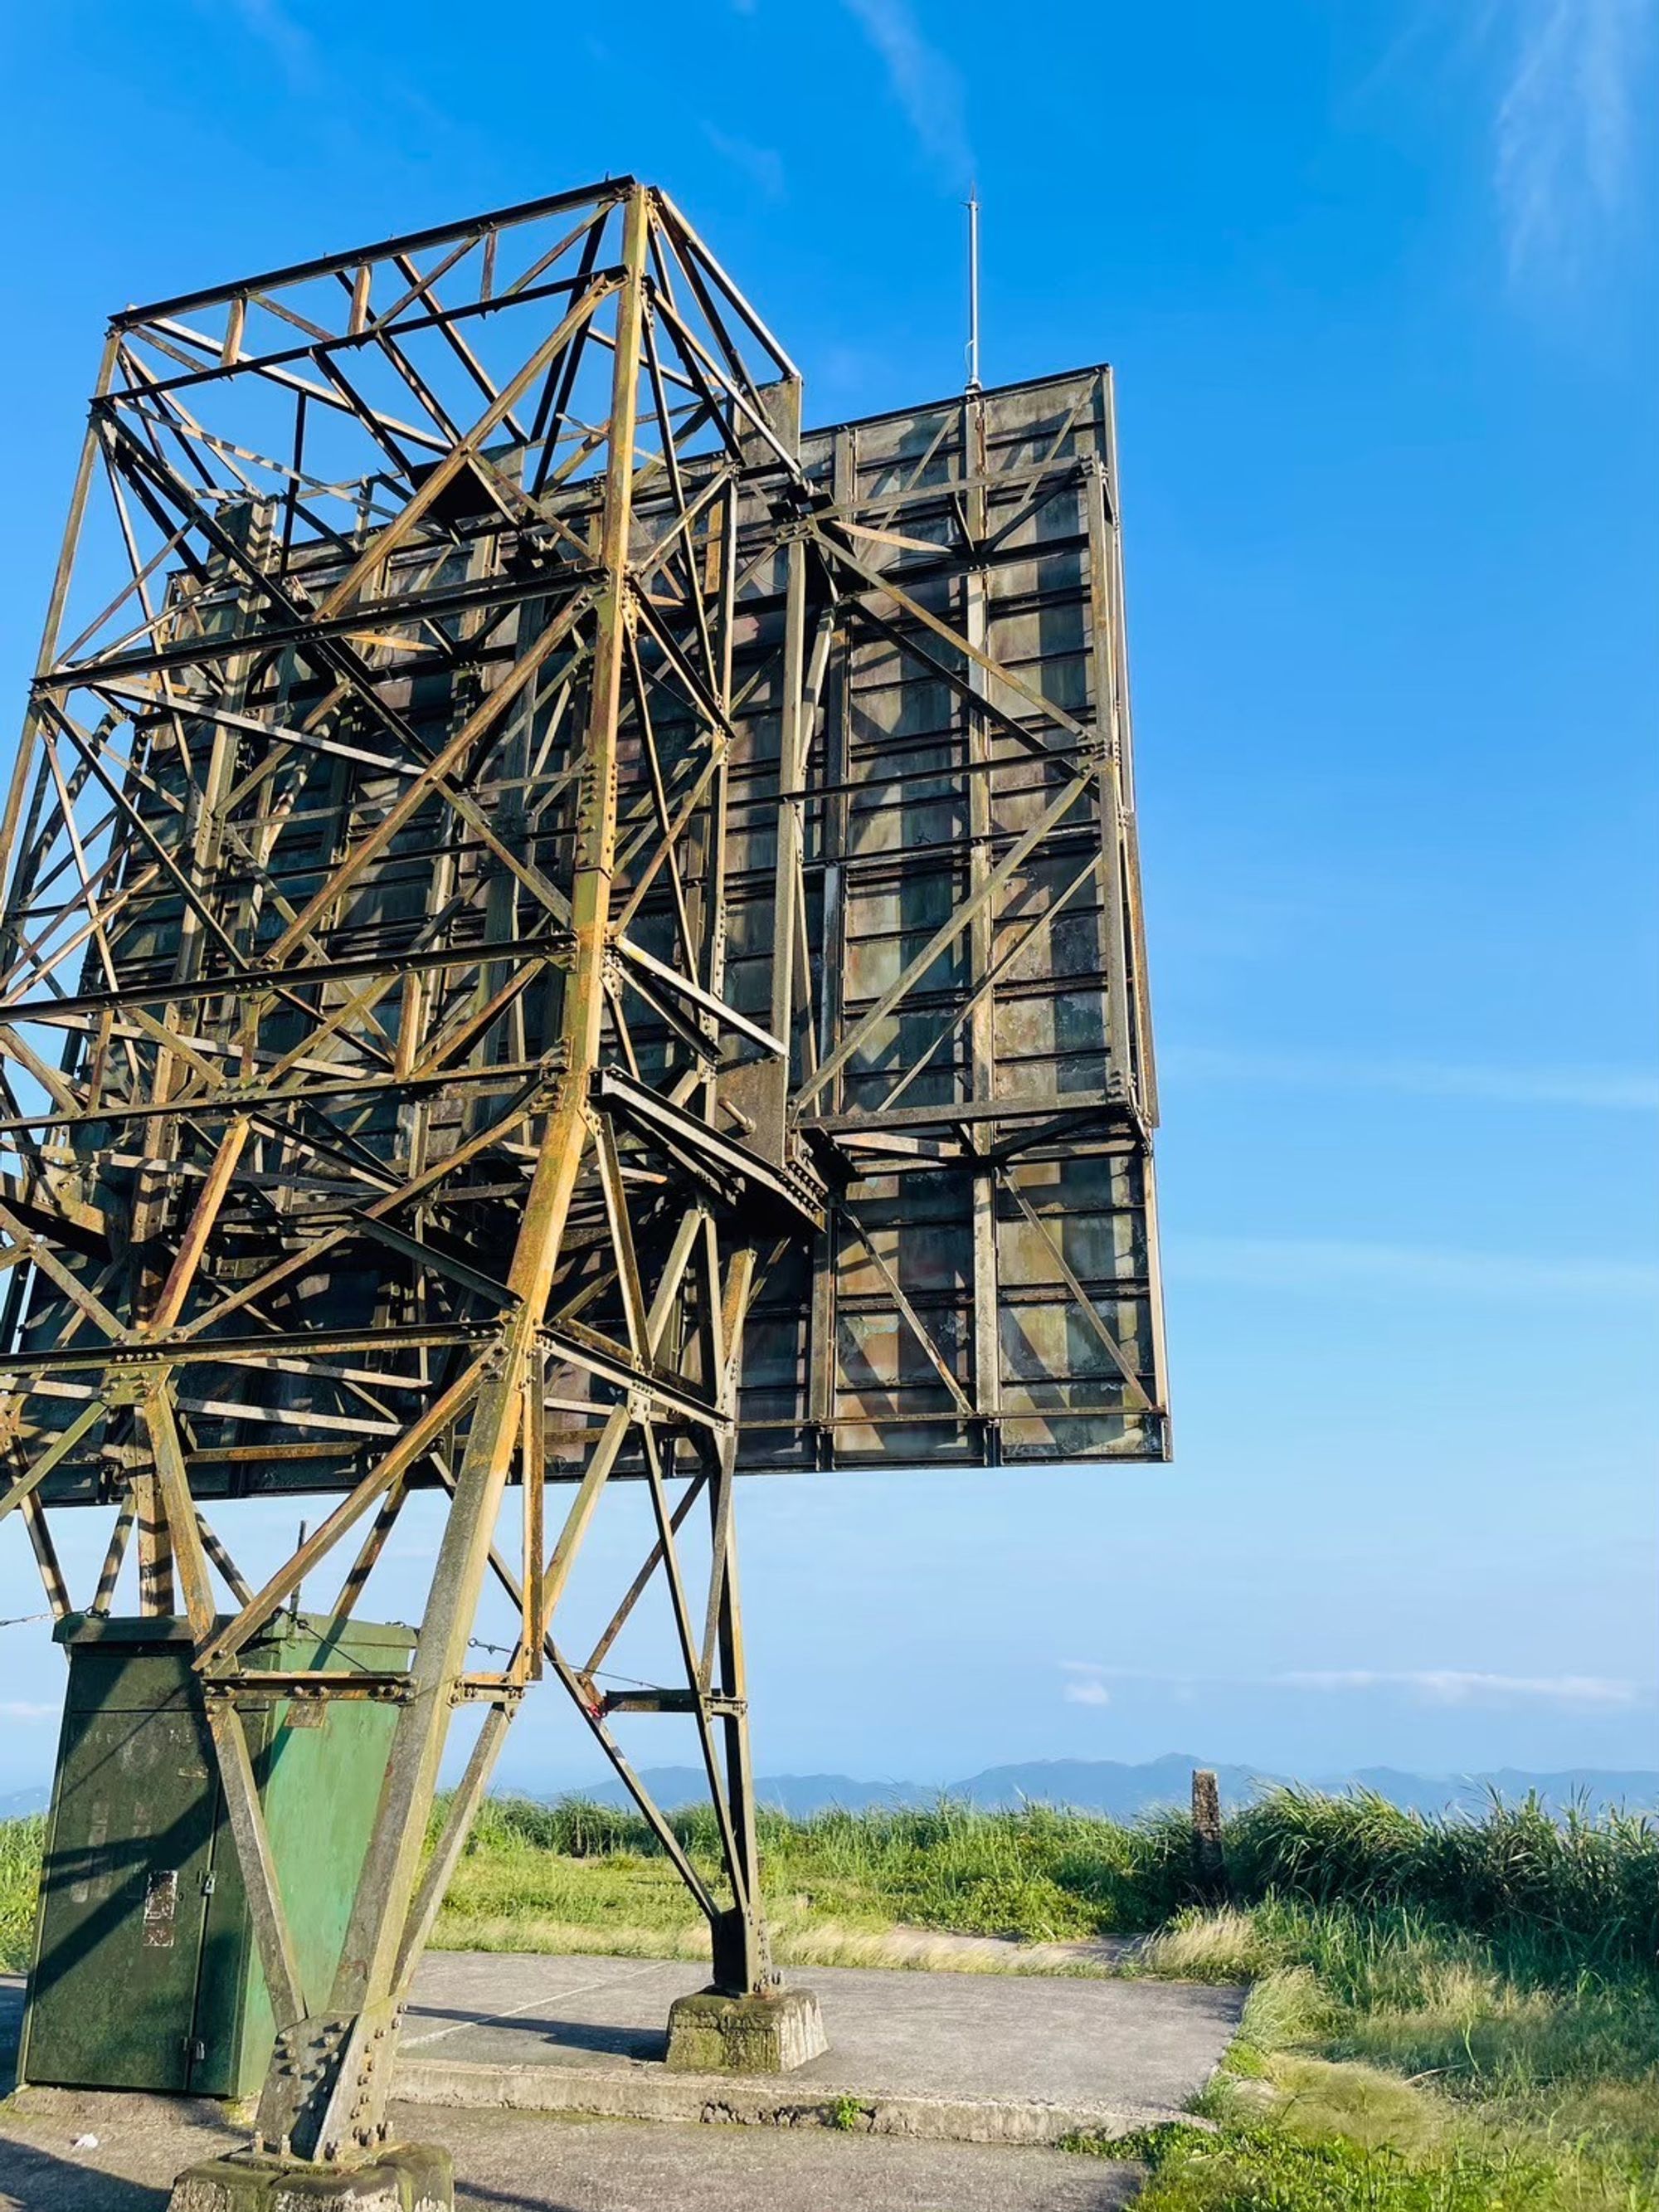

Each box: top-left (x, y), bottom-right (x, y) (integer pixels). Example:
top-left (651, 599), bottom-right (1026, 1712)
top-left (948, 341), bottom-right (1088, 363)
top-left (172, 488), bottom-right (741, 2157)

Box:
top-left (1222, 1787), bottom-right (1659, 1974)
top-left (445, 1784), bottom-right (1659, 1973)
top-left (5, 1783), bottom-right (1655, 1979)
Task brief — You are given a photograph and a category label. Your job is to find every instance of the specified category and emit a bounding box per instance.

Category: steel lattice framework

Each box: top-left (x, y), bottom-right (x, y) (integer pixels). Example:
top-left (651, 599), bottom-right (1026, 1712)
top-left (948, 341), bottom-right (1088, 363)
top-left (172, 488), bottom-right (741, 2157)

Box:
top-left (0, 180), bottom-right (1166, 2160)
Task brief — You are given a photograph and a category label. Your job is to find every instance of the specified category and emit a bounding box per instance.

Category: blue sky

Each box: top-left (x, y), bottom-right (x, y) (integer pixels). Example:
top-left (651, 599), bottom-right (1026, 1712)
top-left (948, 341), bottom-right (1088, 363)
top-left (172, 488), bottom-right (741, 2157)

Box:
top-left (0, 0), bottom-right (1654, 1792)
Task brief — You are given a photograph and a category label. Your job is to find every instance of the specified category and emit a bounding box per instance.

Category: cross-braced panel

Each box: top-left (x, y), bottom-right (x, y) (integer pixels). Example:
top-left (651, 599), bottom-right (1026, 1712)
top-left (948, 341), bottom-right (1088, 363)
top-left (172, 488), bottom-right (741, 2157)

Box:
top-left (1, 352), bottom-right (1165, 1499)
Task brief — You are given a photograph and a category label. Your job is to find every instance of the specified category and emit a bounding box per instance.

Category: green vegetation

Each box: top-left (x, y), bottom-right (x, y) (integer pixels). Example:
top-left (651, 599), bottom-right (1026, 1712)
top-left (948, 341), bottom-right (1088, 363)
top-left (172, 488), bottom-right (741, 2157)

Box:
top-left (429, 1791), bottom-right (1135, 1962)
top-left (429, 1782), bottom-right (1659, 1964)
top-left (1105, 1896), bottom-right (1659, 2210)
top-left (2, 1784), bottom-right (1654, 2205)
top-left (1219, 1786), bottom-right (1659, 1971)
top-left (0, 1813), bottom-right (41, 1971)
top-left (1083, 2114), bottom-right (1588, 2212)
top-left (431, 1786), bottom-right (1659, 2209)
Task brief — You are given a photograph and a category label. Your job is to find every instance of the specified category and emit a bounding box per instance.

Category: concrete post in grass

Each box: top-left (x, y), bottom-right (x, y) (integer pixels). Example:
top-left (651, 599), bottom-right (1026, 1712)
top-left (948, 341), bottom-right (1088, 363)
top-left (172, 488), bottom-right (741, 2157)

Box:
top-left (1191, 1768), bottom-right (1227, 1901)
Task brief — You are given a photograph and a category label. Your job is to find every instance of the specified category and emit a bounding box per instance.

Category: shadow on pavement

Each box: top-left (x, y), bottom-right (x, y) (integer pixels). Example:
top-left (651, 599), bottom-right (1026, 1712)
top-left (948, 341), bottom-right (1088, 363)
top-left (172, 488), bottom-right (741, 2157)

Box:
top-left (0, 2137), bottom-right (168, 2212)
top-left (449, 2190), bottom-right (583, 2212)
top-left (530, 2018), bottom-right (664, 2062)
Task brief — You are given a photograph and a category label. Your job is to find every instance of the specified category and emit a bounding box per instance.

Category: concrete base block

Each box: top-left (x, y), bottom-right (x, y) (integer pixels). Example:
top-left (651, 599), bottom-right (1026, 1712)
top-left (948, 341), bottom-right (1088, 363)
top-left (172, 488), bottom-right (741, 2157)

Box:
top-left (167, 2145), bottom-right (453, 2212)
top-left (664, 1985), bottom-right (827, 2074)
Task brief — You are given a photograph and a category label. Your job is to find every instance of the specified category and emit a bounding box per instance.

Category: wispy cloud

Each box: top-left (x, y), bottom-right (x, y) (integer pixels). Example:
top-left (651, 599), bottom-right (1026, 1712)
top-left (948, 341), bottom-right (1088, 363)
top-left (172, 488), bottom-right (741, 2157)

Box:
top-left (1163, 1043), bottom-right (1659, 1113)
top-left (0, 1701), bottom-right (56, 1722)
top-left (1282, 1669), bottom-right (1638, 1708)
top-left (703, 123), bottom-right (786, 201)
top-left (1060, 1660), bottom-right (1112, 1708)
top-left (1064, 1678), bottom-right (1112, 1708)
top-left (207, 0), bottom-right (321, 92)
top-left (222, 0), bottom-right (309, 74)
top-left (841, 0), bottom-right (974, 183)
top-left (1492, 0), bottom-right (1655, 274)
top-left (1170, 1234), bottom-right (1659, 1303)
top-left (1060, 1660), bottom-right (1648, 1711)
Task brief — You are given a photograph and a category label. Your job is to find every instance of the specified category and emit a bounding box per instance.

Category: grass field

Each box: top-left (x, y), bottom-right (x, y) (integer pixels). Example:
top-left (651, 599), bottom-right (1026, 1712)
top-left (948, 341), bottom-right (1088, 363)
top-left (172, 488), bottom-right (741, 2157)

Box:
top-left (0, 1813), bottom-right (41, 1976)
top-left (430, 1790), bottom-right (1146, 1963)
top-left (1106, 1890), bottom-right (1659, 2210)
top-left (2, 1786), bottom-right (1655, 2207)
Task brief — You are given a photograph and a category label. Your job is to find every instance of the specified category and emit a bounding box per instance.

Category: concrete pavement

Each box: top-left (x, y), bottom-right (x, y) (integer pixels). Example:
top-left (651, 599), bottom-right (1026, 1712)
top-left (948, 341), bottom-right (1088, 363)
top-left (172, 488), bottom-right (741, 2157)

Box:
top-left (1, 1948), bottom-right (1243, 2202)
top-left (392, 1950), bottom-right (1241, 2143)
top-left (0, 2091), bottom-right (1145, 2212)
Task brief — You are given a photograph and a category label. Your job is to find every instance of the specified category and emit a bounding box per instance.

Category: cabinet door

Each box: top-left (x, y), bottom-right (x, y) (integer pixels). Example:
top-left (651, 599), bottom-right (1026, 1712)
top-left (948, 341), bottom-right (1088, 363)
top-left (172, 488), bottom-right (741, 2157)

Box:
top-left (24, 1706), bottom-right (216, 2090)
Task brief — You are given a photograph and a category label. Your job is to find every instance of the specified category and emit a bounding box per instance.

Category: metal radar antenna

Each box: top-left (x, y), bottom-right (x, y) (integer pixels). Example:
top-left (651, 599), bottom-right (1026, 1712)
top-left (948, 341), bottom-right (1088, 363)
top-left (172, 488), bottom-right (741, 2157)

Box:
top-left (0, 175), bottom-right (1167, 2205)
top-left (966, 183), bottom-right (983, 392)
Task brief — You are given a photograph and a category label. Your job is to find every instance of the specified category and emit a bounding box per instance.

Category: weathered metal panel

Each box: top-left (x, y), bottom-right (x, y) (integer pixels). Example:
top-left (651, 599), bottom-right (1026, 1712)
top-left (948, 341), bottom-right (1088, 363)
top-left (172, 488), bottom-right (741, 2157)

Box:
top-left (732, 371), bottom-right (1164, 1469)
top-left (22, 1694), bottom-right (216, 2090)
top-left (197, 1616), bottom-right (416, 2097)
top-left (22, 1614), bottom-right (411, 2096)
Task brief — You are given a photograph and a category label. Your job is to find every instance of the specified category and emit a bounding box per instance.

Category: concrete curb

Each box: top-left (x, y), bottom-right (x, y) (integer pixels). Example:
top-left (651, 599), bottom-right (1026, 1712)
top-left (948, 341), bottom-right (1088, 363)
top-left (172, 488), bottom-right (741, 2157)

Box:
top-left (394, 2057), bottom-right (1190, 2147)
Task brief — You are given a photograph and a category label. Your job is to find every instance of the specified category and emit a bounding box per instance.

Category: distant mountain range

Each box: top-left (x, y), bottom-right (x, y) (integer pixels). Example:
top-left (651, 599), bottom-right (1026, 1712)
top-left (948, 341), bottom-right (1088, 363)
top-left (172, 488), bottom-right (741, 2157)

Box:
top-left (523, 1755), bottom-right (1659, 1822)
top-left (8, 1758), bottom-right (1656, 1827)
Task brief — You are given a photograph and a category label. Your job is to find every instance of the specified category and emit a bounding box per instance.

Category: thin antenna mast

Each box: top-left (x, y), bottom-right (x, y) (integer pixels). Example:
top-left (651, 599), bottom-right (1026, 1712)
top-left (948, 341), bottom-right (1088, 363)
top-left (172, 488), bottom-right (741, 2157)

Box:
top-left (966, 185), bottom-right (981, 393)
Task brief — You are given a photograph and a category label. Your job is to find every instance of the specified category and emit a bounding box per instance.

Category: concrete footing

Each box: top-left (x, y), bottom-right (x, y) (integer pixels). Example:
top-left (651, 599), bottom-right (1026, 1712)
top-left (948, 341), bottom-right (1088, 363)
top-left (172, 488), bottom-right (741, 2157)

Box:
top-left (665, 1986), bottom-right (828, 2074)
top-left (167, 2144), bottom-right (453, 2212)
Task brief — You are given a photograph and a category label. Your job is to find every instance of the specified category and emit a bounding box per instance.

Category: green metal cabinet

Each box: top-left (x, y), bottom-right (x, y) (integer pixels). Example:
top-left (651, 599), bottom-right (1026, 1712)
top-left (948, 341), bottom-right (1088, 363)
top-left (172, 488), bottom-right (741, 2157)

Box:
top-left (21, 1612), bottom-right (414, 2097)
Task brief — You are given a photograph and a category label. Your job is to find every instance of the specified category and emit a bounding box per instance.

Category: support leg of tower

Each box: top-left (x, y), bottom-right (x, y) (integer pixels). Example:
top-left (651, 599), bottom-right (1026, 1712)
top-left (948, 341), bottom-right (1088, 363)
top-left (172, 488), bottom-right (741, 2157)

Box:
top-left (665, 1985), bottom-right (828, 2074)
top-left (167, 2143), bottom-right (453, 2212)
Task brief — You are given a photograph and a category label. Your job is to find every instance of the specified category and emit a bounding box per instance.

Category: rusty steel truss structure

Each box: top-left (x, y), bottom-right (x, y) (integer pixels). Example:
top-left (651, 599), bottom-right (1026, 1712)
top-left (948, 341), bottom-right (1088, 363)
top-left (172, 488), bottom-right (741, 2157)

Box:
top-left (0, 179), bottom-right (1165, 2158)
